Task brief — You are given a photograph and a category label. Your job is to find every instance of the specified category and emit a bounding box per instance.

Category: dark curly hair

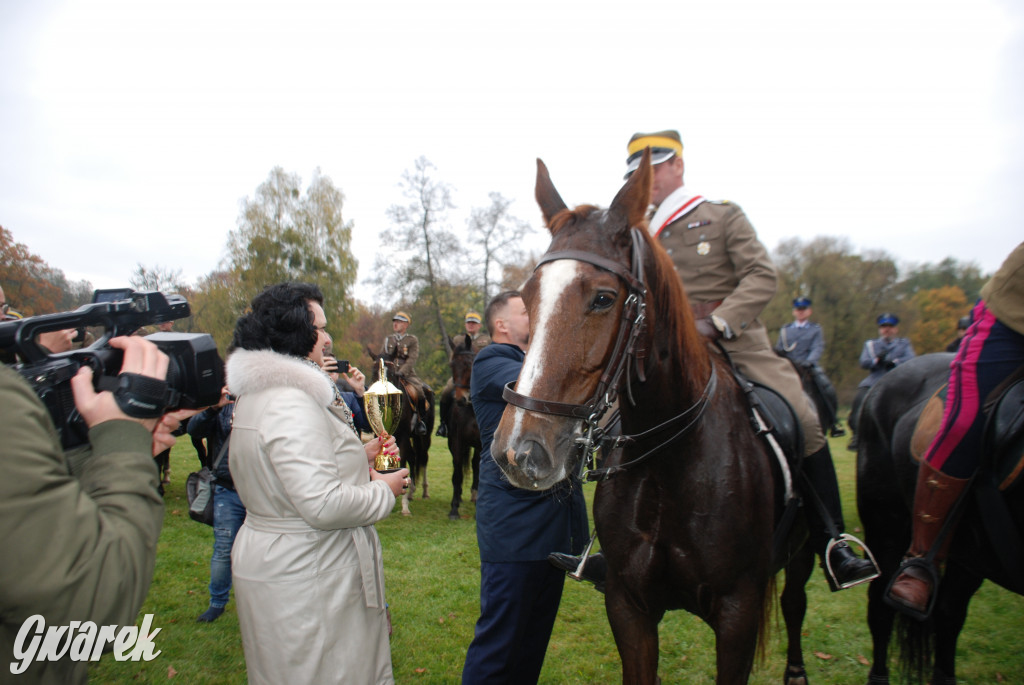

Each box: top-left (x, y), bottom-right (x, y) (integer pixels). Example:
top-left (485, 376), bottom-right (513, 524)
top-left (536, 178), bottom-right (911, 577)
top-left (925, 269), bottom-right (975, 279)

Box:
top-left (230, 282), bottom-right (324, 358)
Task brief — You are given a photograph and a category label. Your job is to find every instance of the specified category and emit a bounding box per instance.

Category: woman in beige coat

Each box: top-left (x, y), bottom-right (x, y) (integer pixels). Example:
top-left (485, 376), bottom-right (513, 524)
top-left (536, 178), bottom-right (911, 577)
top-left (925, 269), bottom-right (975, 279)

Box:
top-left (226, 282), bottom-right (409, 685)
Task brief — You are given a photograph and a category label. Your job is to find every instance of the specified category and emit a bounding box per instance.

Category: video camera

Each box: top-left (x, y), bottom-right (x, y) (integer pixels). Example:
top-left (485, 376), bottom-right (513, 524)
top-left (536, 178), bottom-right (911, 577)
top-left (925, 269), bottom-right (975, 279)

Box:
top-left (0, 291), bottom-right (224, 450)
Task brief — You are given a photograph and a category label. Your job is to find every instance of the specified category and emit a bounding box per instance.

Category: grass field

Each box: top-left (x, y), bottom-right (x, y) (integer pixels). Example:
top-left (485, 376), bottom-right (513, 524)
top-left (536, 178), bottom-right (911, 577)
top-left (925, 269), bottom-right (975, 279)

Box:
top-left (90, 433), bottom-right (1024, 683)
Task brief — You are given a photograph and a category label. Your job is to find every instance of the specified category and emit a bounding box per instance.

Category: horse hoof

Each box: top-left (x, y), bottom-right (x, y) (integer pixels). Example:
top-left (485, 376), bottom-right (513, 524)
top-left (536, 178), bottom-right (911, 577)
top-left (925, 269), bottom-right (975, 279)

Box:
top-left (784, 664), bottom-right (808, 685)
top-left (448, 512), bottom-right (459, 521)
top-left (402, 511), bottom-right (412, 517)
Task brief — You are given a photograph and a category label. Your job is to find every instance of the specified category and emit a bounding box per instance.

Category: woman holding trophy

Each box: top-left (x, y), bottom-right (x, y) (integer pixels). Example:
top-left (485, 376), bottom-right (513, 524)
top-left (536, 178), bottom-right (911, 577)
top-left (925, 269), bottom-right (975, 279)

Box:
top-left (225, 282), bottom-right (408, 685)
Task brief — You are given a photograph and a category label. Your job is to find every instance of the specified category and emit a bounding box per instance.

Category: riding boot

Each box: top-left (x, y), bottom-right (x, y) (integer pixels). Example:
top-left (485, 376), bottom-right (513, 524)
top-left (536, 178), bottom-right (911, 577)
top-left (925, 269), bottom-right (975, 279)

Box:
top-left (886, 461), bottom-right (969, 617)
top-left (802, 445), bottom-right (879, 591)
top-left (437, 390), bottom-right (451, 438)
top-left (548, 552), bottom-right (607, 593)
top-left (415, 395), bottom-right (428, 435)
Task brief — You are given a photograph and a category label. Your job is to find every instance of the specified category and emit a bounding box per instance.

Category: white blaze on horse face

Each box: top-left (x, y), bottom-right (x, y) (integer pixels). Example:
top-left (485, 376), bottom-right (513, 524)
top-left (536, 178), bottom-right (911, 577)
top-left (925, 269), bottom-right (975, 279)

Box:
top-left (507, 260), bottom-right (580, 443)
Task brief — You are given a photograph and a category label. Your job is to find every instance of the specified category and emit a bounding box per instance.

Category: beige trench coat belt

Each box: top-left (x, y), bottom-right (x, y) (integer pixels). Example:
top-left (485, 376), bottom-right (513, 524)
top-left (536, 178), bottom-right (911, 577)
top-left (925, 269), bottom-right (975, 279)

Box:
top-left (244, 514), bottom-right (386, 610)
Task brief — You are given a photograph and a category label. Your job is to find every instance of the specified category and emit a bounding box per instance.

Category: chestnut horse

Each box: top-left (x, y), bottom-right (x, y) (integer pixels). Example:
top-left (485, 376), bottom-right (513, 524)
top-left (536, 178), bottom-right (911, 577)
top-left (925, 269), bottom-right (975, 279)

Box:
top-left (491, 151), bottom-right (816, 684)
top-left (856, 353), bottom-right (1024, 684)
top-left (446, 334), bottom-right (481, 520)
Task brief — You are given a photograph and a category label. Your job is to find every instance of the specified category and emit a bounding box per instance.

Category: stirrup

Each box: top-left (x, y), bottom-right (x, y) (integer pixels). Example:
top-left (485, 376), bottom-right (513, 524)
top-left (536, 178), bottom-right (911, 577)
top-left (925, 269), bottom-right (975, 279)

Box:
top-left (884, 557), bottom-right (941, 621)
top-left (824, 533), bottom-right (880, 590)
top-left (569, 532), bottom-right (598, 582)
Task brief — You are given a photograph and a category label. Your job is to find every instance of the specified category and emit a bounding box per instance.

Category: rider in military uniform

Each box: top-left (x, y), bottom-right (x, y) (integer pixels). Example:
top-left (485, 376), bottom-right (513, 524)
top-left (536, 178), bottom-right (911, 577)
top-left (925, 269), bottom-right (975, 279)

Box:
top-left (847, 313), bottom-right (916, 449)
top-left (776, 297), bottom-right (846, 437)
top-left (551, 129), bottom-right (878, 593)
top-left (437, 311), bottom-right (491, 438)
top-left (382, 311), bottom-right (431, 435)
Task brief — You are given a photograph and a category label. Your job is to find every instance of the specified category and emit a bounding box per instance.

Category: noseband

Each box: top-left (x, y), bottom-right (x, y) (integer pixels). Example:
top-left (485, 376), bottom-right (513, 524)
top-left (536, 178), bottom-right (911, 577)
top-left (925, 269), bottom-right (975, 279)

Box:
top-left (502, 227), bottom-right (717, 480)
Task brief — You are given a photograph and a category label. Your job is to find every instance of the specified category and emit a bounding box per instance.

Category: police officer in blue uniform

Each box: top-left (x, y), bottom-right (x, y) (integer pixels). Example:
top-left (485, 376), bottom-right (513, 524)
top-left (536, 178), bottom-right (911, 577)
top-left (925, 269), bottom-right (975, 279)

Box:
top-left (776, 297), bottom-right (845, 437)
top-left (848, 313), bottom-right (916, 449)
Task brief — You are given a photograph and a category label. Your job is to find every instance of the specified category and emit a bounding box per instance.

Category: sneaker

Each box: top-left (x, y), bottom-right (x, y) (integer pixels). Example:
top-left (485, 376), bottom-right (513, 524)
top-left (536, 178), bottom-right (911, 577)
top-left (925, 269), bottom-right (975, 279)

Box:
top-left (196, 606), bottom-right (225, 623)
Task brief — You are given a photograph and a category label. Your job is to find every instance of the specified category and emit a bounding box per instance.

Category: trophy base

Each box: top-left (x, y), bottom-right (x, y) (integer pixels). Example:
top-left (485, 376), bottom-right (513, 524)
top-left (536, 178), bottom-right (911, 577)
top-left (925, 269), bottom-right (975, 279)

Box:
top-left (375, 468), bottom-right (402, 474)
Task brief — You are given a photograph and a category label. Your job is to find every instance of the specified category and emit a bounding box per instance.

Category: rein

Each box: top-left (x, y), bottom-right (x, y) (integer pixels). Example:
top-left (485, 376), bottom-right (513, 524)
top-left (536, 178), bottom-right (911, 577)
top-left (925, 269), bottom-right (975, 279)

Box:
top-left (502, 227), bottom-right (717, 480)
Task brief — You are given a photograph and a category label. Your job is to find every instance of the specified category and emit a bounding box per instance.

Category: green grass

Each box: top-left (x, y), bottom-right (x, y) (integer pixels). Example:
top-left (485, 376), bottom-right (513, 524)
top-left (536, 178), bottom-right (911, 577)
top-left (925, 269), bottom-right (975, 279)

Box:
top-left (89, 433), bottom-right (1024, 683)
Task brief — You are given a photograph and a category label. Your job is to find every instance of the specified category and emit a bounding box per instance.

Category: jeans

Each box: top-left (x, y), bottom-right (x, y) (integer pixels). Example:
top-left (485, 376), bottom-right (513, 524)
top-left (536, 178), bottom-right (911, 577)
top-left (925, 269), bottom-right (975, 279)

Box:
top-left (209, 485), bottom-right (245, 608)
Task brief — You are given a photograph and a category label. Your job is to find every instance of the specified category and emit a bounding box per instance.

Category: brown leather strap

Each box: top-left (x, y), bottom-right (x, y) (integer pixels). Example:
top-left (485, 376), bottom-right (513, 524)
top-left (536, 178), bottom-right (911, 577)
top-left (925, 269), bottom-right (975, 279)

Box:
top-left (690, 300), bottom-right (723, 320)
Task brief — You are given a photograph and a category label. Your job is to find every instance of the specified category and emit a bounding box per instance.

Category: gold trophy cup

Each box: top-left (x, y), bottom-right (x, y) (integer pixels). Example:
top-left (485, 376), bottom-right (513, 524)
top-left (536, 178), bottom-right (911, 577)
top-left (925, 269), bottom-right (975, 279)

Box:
top-left (365, 359), bottom-right (403, 472)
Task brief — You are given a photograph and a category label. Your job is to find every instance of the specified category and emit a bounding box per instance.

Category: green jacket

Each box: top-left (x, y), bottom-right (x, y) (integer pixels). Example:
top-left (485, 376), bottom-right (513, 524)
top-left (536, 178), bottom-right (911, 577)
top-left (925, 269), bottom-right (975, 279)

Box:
top-left (0, 365), bottom-right (164, 684)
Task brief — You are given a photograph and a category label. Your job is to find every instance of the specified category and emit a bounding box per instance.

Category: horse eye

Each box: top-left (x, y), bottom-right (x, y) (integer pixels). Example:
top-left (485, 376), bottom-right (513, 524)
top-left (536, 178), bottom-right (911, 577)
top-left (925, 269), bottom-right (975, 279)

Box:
top-left (591, 291), bottom-right (617, 311)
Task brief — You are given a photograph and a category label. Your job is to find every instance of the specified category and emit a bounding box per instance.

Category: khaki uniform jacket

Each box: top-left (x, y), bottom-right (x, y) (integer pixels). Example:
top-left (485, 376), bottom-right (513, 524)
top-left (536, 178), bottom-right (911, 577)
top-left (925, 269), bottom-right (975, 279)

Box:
top-left (382, 333), bottom-right (420, 379)
top-left (981, 241), bottom-right (1024, 337)
top-left (453, 331), bottom-right (491, 354)
top-left (0, 365), bottom-right (164, 685)
top-left (656, 196), bottom-right (825, 453)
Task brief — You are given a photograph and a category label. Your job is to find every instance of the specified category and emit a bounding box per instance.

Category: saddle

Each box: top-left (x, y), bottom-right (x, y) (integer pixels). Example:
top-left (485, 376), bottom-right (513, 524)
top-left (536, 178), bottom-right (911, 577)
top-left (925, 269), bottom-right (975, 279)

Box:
top-left (910, 379), bottom-right (1024, 491)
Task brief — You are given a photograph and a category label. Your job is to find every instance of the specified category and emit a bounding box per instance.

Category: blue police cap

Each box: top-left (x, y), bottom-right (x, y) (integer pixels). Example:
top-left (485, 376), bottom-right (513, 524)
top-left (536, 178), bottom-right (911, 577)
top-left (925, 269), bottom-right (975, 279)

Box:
top-left (792, 297), bottom-right (812, 308)
top-left (877, 313), bottom-right (899, 326)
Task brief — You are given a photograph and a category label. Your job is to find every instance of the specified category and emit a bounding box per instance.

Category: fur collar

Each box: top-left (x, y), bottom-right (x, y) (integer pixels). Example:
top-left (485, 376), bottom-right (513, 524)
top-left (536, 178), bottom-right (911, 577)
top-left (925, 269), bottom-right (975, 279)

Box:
top-left (226, 349), bottom-right (333, 406)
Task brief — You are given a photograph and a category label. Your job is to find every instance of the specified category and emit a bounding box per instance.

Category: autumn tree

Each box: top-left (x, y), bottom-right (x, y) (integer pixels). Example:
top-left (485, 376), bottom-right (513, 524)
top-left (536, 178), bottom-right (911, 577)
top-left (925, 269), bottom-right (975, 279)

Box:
top-left (0, 226), bottom-right (73, 316)
top-left (767, 237), bottom-right (902, 398)
top-left (225, 167), bottom-right (358, 336)
top-left (466, 192), bottom-right (534, 309)
top-left (376, 157), bottom-right (463, 357)
top-left (908, 285), bottom-right (970, 354)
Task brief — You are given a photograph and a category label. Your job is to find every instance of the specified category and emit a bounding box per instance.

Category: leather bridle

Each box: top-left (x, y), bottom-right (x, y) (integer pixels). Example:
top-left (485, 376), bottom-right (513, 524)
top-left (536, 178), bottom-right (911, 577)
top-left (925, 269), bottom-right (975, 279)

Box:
top-left (502, 227), bottom-right (717, 481)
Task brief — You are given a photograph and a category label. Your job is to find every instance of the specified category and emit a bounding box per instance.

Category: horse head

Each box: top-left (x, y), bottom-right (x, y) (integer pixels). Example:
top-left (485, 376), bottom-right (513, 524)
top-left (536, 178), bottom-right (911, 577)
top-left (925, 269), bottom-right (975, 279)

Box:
top-left (449, 334), bottom-right (476, 406)
top-left (491, 150), bottom-right (707, 490)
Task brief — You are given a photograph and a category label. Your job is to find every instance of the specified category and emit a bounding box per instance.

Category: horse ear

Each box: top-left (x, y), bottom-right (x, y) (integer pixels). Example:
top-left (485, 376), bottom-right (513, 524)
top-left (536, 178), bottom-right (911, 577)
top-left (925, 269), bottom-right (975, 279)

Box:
top-left (535, 158), bottom-right (568, 229)
top-left (609, 147), bottom-right (652, 228)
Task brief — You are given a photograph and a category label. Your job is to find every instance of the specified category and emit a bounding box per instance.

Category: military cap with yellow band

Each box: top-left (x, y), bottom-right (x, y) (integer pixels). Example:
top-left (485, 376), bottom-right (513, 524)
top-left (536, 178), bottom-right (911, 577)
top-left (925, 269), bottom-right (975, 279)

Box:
top-left (393, 311), bottom-right (411, 323)
top-left (624, 130), bottom-right (683, 178)
top-left (464, 311), bottom-right (482, 324)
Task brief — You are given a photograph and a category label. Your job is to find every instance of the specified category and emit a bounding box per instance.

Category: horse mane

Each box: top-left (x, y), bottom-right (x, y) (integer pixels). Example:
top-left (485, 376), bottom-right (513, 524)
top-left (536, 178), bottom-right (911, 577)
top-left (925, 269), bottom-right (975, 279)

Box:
top-left (635, 223), bottom-right (712, 398)
top-left (547, 204), bottom-right (599, 235)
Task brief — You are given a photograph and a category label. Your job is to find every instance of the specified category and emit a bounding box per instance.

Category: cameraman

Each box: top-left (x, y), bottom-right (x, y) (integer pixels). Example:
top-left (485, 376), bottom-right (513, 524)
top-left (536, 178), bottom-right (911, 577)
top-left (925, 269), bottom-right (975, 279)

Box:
top-left (0, 336), bottom-right (184, 683)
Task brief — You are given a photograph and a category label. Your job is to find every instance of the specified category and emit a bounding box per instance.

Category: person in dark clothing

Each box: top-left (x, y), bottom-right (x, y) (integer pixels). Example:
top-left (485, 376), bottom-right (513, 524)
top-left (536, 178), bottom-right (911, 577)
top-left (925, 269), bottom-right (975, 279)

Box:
top-left (462, 291), bottom-right (588, 684)
top-left (188, 387), bottom-right (244, 623)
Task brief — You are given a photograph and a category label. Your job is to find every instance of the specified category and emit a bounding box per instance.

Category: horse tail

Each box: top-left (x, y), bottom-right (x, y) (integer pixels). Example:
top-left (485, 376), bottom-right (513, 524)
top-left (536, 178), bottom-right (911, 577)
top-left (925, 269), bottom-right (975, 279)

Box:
top-left (894, 613), bottom-right (932, 684)
top-left (755, 574), bottom-right (776, 664)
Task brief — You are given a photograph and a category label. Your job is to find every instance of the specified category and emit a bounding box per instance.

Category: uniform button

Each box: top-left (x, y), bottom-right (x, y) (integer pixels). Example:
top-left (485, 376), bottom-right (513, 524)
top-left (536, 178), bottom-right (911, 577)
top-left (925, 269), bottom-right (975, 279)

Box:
top-left (663, 230), bottom-right (671, 238)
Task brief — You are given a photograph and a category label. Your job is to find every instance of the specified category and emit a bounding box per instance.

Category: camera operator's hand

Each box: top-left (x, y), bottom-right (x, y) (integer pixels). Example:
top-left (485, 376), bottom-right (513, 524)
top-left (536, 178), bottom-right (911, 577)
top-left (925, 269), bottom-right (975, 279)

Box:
top-left (71, 336), bottom-right (169, 433)
top-left (152, 409), bottom-right (199, 455)
top-left (344, 366), bottom-right (366, 396)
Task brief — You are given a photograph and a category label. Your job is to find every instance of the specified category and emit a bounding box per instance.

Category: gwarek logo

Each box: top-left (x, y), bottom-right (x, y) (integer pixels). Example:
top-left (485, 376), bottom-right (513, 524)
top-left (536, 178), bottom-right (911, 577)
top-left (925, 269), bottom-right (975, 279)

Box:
top-left (9, 614), bottom-right (161, 675)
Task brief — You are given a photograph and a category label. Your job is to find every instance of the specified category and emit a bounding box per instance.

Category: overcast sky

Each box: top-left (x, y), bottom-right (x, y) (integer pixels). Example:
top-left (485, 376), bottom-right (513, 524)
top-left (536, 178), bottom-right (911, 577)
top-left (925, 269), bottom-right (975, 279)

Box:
top-left (2, 0), bottom-right (1021, 306)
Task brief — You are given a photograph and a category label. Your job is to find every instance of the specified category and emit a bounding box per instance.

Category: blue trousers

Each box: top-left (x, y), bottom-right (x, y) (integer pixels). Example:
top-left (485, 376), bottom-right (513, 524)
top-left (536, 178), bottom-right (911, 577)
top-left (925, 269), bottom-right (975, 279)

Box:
top-left (462, 560), bottom-right (566, 684)
top-left (209, 485), bottom-right (245, 608)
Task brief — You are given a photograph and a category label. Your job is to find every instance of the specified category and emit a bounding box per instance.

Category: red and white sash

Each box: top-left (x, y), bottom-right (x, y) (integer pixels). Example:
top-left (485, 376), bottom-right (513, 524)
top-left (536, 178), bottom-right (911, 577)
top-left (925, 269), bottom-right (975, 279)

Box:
top-left (648, 187), bottom-right (706, 238)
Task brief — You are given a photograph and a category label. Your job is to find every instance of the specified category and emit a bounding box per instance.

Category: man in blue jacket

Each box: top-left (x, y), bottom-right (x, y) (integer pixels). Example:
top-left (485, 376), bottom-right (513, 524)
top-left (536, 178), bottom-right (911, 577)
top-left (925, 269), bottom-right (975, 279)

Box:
top-left (462, 291), bottom-right (588, 684)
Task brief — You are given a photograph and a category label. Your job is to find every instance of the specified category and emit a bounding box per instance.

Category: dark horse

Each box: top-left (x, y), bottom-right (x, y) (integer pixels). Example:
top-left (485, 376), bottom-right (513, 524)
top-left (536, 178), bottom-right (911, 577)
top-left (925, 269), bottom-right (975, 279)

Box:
top-left (490, 151), bottom-right (818, 684)
top-left (369, 351), bottom-right (434, 516)
top-left (446, 334), bottom-right (481, 520)
top-left (857, 353), bottom-right (1024, 684)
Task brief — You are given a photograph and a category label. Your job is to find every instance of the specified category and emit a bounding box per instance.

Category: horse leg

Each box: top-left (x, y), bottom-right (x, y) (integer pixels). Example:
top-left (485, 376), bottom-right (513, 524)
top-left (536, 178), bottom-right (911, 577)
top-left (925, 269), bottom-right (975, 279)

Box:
top-left (471, 446), bottom-right (480, 503)
top-left (930, 563), bottom-right (984, 685)
top-left (864, 570), bottom-right (897, 684)
top-left (781, 544), bottom-right (816, 685)
top-left (449, 437), bottom-right (463, 520)
top-left (711, 583), bottom-right (765, 685)
top-left (605, 588), bottom-right (663, 685)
